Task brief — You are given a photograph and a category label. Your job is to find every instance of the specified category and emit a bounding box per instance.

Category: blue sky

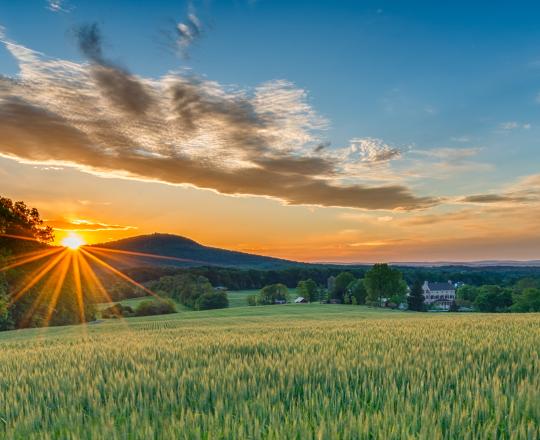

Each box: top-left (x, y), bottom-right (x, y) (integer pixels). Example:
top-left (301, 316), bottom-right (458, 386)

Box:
top-left (2, 0), bottom-right (540, 152)
top-left (1, 0), bottom-right (540, 261)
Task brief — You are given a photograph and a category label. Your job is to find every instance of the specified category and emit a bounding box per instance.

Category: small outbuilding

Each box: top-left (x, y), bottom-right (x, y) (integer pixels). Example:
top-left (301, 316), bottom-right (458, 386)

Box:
top-left (294, 296), bottom-right (308, 303)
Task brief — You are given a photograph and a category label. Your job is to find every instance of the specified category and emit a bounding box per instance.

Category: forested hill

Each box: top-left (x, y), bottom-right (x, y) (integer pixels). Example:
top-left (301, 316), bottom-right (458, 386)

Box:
top-left (90, 233), bottom-right (302, 269)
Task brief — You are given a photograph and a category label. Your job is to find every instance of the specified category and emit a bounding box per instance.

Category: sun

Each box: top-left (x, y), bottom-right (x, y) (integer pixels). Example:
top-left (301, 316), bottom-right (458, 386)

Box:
top-left (61, 233), bottom-right (86, 250)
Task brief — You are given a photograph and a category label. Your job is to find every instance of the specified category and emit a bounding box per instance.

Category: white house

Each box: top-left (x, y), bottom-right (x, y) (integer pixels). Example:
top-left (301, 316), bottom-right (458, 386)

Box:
top-left (422, 281), bottom-right (456, 310)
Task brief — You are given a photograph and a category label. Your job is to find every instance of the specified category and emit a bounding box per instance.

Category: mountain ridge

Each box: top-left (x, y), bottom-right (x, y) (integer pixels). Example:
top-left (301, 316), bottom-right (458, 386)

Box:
top-left (90, 233), bottom-right (302, 269)
top-left (89, 233), bottom-right (540, 269)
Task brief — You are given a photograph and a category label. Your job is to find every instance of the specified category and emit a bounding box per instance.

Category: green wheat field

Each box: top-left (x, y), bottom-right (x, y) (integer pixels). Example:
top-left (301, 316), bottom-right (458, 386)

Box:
top-left (1, 305), bottom-right (539, 439)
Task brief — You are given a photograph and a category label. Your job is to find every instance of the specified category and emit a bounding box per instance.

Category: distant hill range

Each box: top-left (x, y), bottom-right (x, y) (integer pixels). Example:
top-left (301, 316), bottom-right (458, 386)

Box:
top-left (88, 233), bottom-right (540, 270)
top-left (89, 233), bottom-right (301, 269)
top-left (391, 260), bottom-right (540, 268)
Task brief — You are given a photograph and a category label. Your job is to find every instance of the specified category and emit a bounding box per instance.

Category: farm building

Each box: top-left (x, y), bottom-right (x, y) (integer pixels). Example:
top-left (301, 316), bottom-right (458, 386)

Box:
top-left (422, 281), bottom-right (456, 310)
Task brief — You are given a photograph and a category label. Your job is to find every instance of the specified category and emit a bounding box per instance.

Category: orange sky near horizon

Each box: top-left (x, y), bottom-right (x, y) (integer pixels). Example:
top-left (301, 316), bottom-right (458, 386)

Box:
top-left (1, 2), bottom-right (540, 264)
top-left (4, 157), bottom-right (538, 264)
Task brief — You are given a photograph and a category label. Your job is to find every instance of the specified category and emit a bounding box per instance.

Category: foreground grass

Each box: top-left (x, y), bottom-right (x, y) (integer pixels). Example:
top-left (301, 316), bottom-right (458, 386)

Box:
top-left (0, 305), bottom-right (538, 439)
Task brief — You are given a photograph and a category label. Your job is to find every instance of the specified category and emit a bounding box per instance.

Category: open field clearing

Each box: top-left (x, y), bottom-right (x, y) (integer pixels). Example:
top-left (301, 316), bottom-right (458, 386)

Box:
top-left (98, 288), bottom-right (299, 311)
top-left (0, 305), bottom-right (539, 439)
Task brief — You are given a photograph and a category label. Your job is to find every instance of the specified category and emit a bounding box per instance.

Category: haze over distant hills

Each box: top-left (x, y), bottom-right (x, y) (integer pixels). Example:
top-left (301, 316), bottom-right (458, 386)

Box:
top-left (90, 233), bottom-right (301, 269)
top-left (90, 233), bottom-right (540, 269)
top-left (390, 261), bottom-right (540, 268)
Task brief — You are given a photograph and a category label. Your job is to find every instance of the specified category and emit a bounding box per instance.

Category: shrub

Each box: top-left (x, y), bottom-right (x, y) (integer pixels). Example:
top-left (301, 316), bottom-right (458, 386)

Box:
top-left (196, 290), bottom-right (229, 310)
top-left (101, 303), bottom-right (135, 319)
top-left (246, 295), bottom-right (257, 306)
top-left (135, 298), bottom-right (177, 316)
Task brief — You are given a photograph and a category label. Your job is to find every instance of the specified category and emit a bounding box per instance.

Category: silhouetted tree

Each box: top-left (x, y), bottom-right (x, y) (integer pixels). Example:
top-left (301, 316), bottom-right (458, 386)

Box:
top-left (0, 196), bottom-right (53, 253)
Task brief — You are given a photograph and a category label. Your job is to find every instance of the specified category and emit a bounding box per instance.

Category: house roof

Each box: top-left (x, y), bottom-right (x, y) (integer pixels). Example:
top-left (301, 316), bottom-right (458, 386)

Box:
top-left (426, 281), bottom-right (455, 291)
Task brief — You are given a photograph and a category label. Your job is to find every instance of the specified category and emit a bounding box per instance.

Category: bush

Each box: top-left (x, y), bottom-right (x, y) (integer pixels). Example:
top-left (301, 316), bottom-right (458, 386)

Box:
top-left (101, 303), bottom-right (135, 319)
top-left (135, 298), bottom-right (177, 317)
top-left (196, 290), bottom-right (229, 310)
top-left (246, 295), bottom-right (257, 306)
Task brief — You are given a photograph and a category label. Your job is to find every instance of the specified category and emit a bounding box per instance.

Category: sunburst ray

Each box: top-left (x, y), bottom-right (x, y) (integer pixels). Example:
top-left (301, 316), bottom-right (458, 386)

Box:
top-left (9, 249), bottom-right (69, 305)
top-left (72, 252), bottom-right (86, 324)
top-left (86, 246), bottom-right (201, 264)
top-left (43, 253), bottom-right (73, 328)
top-left (0, 247), bottom-right (63, 273)
top-left (20, 252), bottom-right (71, 327)
top-left (78, 252), bottom-right (131, 323)
top-left (80, 248), bottom-right (161, 299)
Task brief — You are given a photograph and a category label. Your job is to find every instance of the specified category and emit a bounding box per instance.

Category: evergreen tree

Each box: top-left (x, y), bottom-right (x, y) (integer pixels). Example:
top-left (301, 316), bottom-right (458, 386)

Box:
top-left (407, 279), bottom-right (425, 311)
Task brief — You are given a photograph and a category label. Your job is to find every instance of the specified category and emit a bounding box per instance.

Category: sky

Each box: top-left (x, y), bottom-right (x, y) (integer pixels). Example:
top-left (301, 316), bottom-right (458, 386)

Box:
top-left (1, 0), bottom-right (540, 262)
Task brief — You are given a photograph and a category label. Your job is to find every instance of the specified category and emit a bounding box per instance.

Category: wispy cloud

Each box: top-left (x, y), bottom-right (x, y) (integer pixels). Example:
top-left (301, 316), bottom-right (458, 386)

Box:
top-left (460, 174), bottom-right (540, 205)
top-left (46, 219), bottom-right (137, 231)
top-left (0, 25), bottom-right (436, 211)
top-left (499, 121), bottom-right (531, 130)
top-left (176, 12), bottom-right (202, 57)
top-left (47, 0), bottom-right (68, 13)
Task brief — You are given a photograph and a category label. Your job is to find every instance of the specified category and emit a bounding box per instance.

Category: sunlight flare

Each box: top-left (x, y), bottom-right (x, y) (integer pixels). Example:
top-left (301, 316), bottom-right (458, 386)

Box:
top-left (61, 233), bottom-right (86, 250)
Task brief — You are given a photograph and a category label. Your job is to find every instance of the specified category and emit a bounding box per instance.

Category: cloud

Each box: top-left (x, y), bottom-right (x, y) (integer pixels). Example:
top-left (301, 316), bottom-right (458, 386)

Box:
top-left (499, 121), bottom-right (530, 130)
top-left (347, 138), bottom-right (401, 163)
top-left (177, 13), bottom-right (201, 48)
top-left (406, 147), bottom-right (494, 178)
top-left (459, 174), bottom-right (540, 205)
top-left (74, 23), bottom-right (155, 115)
top-left (313, 141), bottom-right (331, 153)
top-left (46, 219), bottom-right (137, 231)
top-left (166, 5), bottom-right (203, 59)
top-left (451, 136), bottom-right (470, 143)
top-left (411, 147), bottom-right (481, 160)
top-left (47, 0), bottom-right (67, 13)
top-left (0, 26), bottom-right (437, 211)
top-left (460, 194), bottom-right (526, 204)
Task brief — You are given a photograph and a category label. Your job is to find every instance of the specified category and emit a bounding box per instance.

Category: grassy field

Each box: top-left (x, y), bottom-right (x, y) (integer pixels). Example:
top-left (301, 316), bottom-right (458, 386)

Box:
top-left (227, 288), bottom-right (299, 307)
top-left (100, 288), bottom-right (299, 311)
top-left (0, 305), bottom-right (539, 439)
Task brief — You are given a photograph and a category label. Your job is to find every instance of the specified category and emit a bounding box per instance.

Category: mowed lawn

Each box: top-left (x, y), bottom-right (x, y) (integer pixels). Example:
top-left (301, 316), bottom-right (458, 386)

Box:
top-left (0, 305), bottom-right (539, 439)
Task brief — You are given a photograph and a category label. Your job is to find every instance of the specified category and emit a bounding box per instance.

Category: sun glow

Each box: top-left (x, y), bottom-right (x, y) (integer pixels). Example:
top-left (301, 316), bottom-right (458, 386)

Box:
top-left (61, 233), bottom-right (86, 250)
top-left (0, 232), bottom-right (199, 328)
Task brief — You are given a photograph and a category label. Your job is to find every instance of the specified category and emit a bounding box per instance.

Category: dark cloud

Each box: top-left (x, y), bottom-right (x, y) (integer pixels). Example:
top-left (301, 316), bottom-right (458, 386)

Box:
top-left (253, 156), bottom-right (335, 176)
top-left (0, 97), bottom-right (437, 210)
top-left (75, 23), bottom-right (103, 63)
top-left (0, 31), bottom-right (438, 211)
top-left (168, 79), bottom-right (266, 147)
top-left (461, 194), bottom-right (530, 204)
top-left (314, 141), bottom-right (330, 153)
top-left (74, 23), bottom-right (154, 115)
